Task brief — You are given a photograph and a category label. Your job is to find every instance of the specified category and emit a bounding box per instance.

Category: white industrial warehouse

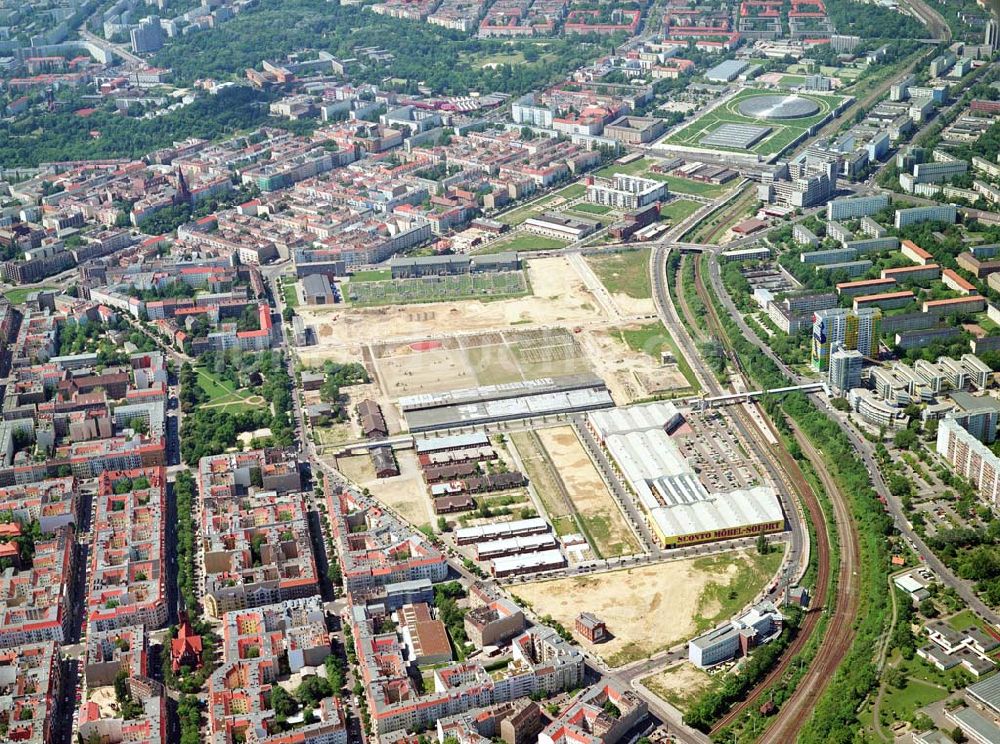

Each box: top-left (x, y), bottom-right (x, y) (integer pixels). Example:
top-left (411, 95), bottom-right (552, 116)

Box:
top-left (587, 402), bottom-right (785, 547)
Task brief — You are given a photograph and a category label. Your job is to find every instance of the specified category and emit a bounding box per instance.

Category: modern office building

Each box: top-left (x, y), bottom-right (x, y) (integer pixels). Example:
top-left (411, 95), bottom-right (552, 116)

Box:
top-left (688, 601), bottom-right (784, 668)
top-left (829, 347), bottom-right (863, 393)
top-left (587, 174), bottom-right (667, 210)
top-left (811, 307), bottom-right (881, 371)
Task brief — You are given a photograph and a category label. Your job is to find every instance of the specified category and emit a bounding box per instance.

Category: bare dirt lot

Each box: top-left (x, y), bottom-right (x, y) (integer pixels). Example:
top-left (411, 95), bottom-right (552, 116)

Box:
top-left (642, 663), bottom-right (714, 712)
top-left (334, 450), bottom-right (434, 530)
top-left (535, 426), bottom-right (639, 557)
top-left (513, 549), bottom-right (779, 667)
top-left (578, 325), bottom-right (690, 404)
top-left (296, 257), bottom-right (605, 366)
top-left (370, 328), bottom-right (593, 400)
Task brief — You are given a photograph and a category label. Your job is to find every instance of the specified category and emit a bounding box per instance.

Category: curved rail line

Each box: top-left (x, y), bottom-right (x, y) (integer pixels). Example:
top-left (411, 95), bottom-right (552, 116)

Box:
top-left (684, 255), bottom-right (858, 739)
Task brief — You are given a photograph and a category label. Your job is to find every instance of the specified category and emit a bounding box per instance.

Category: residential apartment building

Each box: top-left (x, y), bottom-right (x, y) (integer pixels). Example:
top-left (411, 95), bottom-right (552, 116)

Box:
top-left (811, 307), bottom-right (881, 371)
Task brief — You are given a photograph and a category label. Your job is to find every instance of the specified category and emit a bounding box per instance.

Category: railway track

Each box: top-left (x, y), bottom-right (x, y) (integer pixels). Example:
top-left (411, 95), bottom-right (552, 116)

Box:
top-left (675, 256), bottom-right (833, 735)
top-left (688, 255), bottom-right (860, 740)
top-left (757, 424), bottom-right (861, 742)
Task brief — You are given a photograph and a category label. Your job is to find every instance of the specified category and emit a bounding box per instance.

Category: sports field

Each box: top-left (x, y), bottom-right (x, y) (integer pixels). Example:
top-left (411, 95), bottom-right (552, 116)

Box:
top-left (479, 233), bottom-right (569, 254)
top-left (663, 88), bottom-right (848, 156)
top-left (345, 272), bottom-right (529, 306)
top-left (371, 327), bottom-right (593, 399)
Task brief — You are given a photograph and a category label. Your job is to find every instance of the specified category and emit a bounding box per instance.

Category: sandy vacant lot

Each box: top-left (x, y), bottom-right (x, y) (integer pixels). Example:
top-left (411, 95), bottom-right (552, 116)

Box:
top-left (335, 450), bottom-right (434, 530)
top-left (297, 257), bottom-right (604, 358)
top-left (642, 663), bottom-right (714, 712)
top-left (514, 550), bottom-right (765, 667)
top-left (578, 326), bottom-right (689, 404)
top-left (535, 426), bottom-right (638, 557)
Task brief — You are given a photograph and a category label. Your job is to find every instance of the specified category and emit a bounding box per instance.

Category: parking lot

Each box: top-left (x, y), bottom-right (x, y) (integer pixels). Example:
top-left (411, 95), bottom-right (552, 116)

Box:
top-left (676, 410), bottom-right (763, 492)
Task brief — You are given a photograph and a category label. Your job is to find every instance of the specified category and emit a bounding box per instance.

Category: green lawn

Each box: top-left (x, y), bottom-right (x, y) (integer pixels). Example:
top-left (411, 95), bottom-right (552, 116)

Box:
top-left (5, 286), bottom-right (56, 304)
top-left (595, 157), bottom-right (651, 178)
top-left (497, 195), bottom-right (558, 226)
top-left (351, 269), bottom-right (391, 282)
top-left (479, 233), bottom-right (569, 254)
top-left (281, 279), bottom-right (299, 308)
top-left (880, 678), bottom-right (948, 723)
top-left (946, 609), bottom-right (993, 635)
top-left (554, 183), bottom-right (587, 199)
top-left (570, 202), bottom-right (612, 215)
top-left (656, 175), bottom-right (728, 197)
top-left (595, 158), bottom-right (729, 197)
top-left (614, 321), bottom-right (700, 391)
top-left (660, 199), bottom-right (701, 223)
top-left (194, 367), bottom-right (263, 413)
top-left (779, 74), bottom-right (806, 86)
top-left (587, 249), bottom-right (651, 299)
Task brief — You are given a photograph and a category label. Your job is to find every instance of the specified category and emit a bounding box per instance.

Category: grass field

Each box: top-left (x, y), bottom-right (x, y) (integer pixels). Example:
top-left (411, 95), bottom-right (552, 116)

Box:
top-left (595, 157), bottom-right (728, 197)
top-left (662, 88), bottom-right (847, 156)
top-left (555, 183), bottom-right (587, 199)
top-left (514, 548), bottom-right (783, 666)
top-left (497, 195), bottom-right (559, 226)
top-left (481, 233), bottom-right (569, 253)
top-left (345, 272), bottom-right (529, 306)
top-left (586, 249), bottom-right (651, 299)
top-left (570, 202), bottom-right (612, 215)
top-left (281, 278), bottom-right (299, 308)
top-left (660, 198), bottom-right (701, 223)
top-left (615, 322), bottom-right (700, 391)
top-left (5, 286), bottom-right (56, 304)
top-left (194, 367), bottom-right (266, 413)
top-left (351, 269), bottom-right (391, 282)
top-left (595, 157), bottom-right (652, 178)
top-left (946, 609), bottom-right (992, 635)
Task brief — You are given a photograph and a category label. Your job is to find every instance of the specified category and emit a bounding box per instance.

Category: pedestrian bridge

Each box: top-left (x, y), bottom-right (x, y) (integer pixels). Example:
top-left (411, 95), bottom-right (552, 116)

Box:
top-left (686, 382), bottom-right (824, 409)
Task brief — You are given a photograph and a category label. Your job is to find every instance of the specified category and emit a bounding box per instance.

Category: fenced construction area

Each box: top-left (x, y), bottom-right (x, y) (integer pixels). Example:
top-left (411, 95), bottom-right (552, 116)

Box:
top-left (346, 271), bottom-right (529, 306)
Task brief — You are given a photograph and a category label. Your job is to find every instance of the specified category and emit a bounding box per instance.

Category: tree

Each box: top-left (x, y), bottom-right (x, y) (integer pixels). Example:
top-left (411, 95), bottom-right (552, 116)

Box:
top-left (894, 428), bottom-right (918, 450)
top-left (437, 516), bottom-right (448, 532)
top-left (755, 533), bottom-right (770, 555)
top-left (270, 685), bottom-right (299, 718)
top-left (919, 598), bottom-right (939, 618)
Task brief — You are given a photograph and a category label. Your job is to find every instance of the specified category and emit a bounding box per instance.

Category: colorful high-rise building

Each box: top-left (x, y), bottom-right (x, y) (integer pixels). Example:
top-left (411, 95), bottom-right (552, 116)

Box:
top-left (811, 307), bottom-right (881, 371)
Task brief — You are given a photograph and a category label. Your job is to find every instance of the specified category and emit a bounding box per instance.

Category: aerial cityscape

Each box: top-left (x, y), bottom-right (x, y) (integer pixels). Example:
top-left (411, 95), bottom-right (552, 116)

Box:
top-left (0, 0), bottom-right (999, 742)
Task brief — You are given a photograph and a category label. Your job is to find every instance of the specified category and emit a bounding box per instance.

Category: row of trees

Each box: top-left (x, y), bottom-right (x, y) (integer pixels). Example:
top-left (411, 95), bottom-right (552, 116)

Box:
top-left (174, 471), bottom-right (198, 614)
top-left (684, 622), bottom-right (798, 730)
top-left (703, 261), bottom-right (895, 742)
